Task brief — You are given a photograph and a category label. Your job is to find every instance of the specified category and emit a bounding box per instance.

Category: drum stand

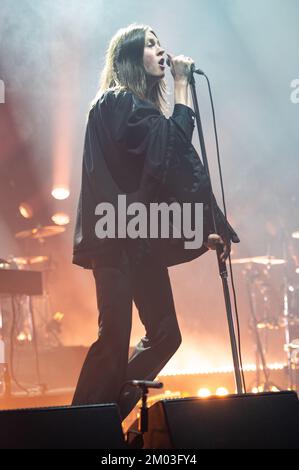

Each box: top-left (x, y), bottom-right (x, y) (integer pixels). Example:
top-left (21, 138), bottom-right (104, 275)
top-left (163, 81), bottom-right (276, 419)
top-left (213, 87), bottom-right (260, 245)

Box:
top-left (244, 266), bottom-right (282, 391)
top-left (281, 232), bottom-right (299, 392)
top-left (282, 265), bottom-right (298, 391)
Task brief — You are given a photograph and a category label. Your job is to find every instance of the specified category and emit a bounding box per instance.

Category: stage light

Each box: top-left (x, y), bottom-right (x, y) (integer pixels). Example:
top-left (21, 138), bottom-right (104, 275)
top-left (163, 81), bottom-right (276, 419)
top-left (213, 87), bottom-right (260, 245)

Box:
top-left (51, 212), bottom-right (70, 226)
top-left (270, 386), bottom-right (280, 392)
top-left (197, 388), bottom-right (211, 398)
top-left (51, 187), bottom-right (70, 200)
top-left (53, 312), bottom-right (64, 322)
top-left (160, 362), bottom-right (285, 376)
top-left (19, 202), bottom-right (33, 219)
top-left (216, 387), bottom-right (229, 396)
top-left (17, 332), bottom-right (27, 342)
top-left (16, 332), bottom-right (32, 343)
top-left (46, 311), bottom-right (64, 338)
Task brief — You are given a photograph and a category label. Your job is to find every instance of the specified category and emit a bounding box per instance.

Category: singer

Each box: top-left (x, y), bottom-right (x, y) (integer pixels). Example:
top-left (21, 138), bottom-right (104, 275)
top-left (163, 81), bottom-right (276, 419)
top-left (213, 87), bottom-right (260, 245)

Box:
top-left (71, 23), bottom-right (239, 420)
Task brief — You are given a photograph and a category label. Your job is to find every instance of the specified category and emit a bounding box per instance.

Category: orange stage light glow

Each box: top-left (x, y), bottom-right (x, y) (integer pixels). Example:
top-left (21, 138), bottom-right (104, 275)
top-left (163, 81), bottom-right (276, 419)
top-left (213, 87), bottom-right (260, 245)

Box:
top-left (197, 388), bottom-right (211, 398)
top-left (51, 212), bottom-right (70, 226)
top-left (51, 187), bottom-right (70, 200)
top-left (19, 202), bottom-right (34, 219)
top-left (216, 387), bottom-right (229, 396)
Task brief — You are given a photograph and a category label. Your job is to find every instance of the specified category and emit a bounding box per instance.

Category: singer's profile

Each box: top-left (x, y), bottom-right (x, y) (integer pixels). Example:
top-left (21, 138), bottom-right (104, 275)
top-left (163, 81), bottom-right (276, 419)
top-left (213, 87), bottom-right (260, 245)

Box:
top-left (71, 23), bottom-right (239, 420)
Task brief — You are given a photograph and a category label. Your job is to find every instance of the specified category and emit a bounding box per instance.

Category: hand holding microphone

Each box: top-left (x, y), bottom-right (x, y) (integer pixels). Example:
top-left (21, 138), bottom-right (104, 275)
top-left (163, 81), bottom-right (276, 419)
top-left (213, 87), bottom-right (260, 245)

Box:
top-left (166, 53), bottom-right (195, 83)
top-left (166, 53), bottom-right (198, 106)
top-left (166, 53), bottom-right (204, 80)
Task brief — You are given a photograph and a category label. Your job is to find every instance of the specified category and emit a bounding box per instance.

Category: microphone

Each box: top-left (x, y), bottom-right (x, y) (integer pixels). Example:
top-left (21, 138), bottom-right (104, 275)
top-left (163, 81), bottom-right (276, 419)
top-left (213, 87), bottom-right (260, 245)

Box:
top-left (166, 57), bottom-right (204, 76)
top-left (127, 380), bottom-right (163, 389)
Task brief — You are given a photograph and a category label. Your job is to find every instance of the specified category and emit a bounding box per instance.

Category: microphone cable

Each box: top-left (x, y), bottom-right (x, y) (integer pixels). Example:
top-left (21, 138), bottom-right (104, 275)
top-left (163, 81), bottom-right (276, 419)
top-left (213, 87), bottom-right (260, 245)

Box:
top-left (200, 71), bottom-right (247, 393)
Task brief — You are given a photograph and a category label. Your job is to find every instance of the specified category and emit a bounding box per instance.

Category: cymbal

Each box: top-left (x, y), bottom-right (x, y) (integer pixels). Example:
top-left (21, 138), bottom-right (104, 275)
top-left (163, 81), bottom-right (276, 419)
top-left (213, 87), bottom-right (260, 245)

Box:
top-left (231, 256), bottom-right (285, 266)
top-left (12, 255), bottom-right (49, 265)
top-left (231, 257), bottom-right (256, 265)
top-left (288, 339), bottom-right (299, 349)
top-left (251, 256), bottom-right (286, 266)
top-left (15, 226), bottom-right (65, 240)
top-left (292, 231), bottom-right (299, 239)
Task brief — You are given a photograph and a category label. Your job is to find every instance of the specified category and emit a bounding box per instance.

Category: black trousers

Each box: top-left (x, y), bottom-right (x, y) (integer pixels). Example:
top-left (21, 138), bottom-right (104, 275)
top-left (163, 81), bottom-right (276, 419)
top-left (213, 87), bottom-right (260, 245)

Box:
top-left (71, 248), bottom-right (182, 420)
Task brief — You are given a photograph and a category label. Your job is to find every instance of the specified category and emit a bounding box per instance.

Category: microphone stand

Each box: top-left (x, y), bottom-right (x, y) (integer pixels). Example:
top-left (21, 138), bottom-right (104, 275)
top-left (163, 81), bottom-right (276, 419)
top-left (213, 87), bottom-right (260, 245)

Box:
top-left (124, 380), bottom-right (163, 449)
top-left (189, 68), bottom-right (244, 394)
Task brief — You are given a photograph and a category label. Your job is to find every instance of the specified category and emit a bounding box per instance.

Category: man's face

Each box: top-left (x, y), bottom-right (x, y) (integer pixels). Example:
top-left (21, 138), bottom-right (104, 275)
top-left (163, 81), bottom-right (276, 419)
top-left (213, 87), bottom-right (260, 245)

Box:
top-left (143, 30), bottom-right (166, 79)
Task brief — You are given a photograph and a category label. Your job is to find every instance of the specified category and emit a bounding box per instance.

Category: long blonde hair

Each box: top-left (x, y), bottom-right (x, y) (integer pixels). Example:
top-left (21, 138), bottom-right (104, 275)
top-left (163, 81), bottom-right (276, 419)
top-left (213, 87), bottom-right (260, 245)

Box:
top-left (91, 23), bottom-right (168, 114)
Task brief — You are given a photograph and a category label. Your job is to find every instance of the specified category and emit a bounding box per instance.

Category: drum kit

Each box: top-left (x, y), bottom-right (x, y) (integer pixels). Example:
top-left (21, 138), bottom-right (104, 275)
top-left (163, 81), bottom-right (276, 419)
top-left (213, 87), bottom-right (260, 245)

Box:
top-left (231, 228), bottom-right (299, 392)
top-left (0, 225), bottom-right (65, 394)
top-left (15, 225), bottom-right (65, 241)
top-left (1, 224), bottom-right (65, 269)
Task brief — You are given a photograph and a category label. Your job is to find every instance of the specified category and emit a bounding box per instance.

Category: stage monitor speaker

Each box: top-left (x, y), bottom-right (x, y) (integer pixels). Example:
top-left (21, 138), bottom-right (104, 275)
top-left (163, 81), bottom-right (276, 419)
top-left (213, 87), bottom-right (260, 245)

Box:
top-left (140, 391), bottom-right (299, 449)
top-left (0, 403), bottom-right (126, 449)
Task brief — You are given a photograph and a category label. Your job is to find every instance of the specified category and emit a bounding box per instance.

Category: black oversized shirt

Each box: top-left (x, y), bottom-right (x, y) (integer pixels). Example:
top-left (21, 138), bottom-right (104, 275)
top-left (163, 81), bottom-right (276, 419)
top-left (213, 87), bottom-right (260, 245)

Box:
top-left (73, 88), bottom-right (239, 269)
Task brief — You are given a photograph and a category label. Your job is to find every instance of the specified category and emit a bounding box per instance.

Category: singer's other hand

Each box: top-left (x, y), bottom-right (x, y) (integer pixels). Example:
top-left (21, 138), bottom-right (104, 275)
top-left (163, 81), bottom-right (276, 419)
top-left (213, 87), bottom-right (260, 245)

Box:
top-left (204, 233), bottom-right (231, 262)
top-left (166, 53), bottom-right (195, 83)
